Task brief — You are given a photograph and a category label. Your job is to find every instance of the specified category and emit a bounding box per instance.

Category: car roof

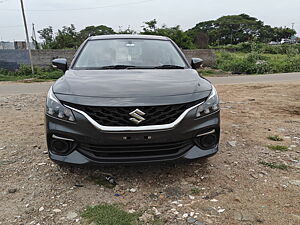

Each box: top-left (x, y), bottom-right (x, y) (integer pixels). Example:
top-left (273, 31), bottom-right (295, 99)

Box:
top-left (89, 34), bottom-right (171, 41)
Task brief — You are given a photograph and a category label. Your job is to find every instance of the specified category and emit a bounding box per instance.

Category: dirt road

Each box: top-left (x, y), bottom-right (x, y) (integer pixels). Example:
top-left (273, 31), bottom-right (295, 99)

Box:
top-left (0, 79), bottom-right (299, 225)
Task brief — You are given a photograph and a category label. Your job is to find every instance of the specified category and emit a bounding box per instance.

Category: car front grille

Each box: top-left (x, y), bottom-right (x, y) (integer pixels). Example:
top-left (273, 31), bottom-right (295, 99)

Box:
top-left (63, 100), bottom-right (203, 126)
top-left (77, 140), bottom-right (193, 160)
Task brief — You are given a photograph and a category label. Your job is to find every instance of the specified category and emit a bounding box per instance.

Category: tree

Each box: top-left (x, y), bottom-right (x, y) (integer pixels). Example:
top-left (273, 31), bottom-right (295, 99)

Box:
top-left (38, 26), bottom-right (55, 49)
top-left (53, 24), bottom-right (78, 49)
top-left (78, 25), bottom-right (115, 42)
top-left (39, 24), bottom-right (115, 49)
top-left (188, 14), bottom-right (296, 46)
top-left (141, 20), bottom-right (195, 49)
top-left (117, 26), bottom-right (136, 34)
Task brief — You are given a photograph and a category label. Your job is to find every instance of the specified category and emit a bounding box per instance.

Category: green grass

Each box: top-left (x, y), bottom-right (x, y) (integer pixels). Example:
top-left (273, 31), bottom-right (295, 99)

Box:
top-left (190, 188), bottom-right (202, 195)
top-left (81, 204), bottom-right (139, 225)
top-left (259, 161), bottom-right (288, 170)
top-left (267, 135), bottom-right (283, 141)
top-left (89, 176), bottom-right (116, 189)
top-left (198, 68), bottom-right (228, 77)
top-left (215, 51), bottom-right (300, 74)
top-left (0, 65), bottom-right (63, 82)
top-left (267, 145), bottom-right (288, 151)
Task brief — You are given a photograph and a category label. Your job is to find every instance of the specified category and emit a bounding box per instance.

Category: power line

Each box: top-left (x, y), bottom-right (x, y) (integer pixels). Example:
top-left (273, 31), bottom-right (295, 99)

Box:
top-left (0, 0), bottom-right (155, 12)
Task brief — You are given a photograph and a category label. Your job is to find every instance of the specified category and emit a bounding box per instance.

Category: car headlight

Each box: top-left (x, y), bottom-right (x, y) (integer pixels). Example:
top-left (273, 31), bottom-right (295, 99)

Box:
top-left (196, 85), bottom-right (220, 117)
top-left (46, 87), bottom-right (75, 122)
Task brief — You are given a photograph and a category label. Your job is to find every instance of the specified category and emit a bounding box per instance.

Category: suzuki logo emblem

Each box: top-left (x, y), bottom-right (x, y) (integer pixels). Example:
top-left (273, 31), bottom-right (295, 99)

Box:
top-left (129, 109), bottom-right (146, 125)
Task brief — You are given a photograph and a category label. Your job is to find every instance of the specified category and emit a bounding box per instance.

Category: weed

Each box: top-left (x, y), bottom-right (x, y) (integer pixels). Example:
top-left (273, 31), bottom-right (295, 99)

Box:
top-left (191, 188), bottom-right (202, 195)
top-left (81, 204), bottom-right (139, 225)
top-left (259, 161), bottom-right (288, 170)
top-left (267, 135), bottom-right (283, 141)
top-left (89, 176), bottom-right (116, 189)
top-left (267, 145), bottom-right (288, 151)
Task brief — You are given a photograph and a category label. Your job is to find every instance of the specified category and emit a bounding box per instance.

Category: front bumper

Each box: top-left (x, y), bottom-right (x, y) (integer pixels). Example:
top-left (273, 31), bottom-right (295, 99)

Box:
top-left (45, 108), bottom-right (220, 165)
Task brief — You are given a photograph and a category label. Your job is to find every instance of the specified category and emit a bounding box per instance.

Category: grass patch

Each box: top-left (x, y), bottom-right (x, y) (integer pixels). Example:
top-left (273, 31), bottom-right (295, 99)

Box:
top-left (259, 161), bottom-right (288, 170)
top-left (267, 145), bottom-right (288, 151)
top-left (198, 68), bottom-right (228, 77)
top-left (81, 204), bottom-right (163, 225)
top-left (89, 176), bottom-right (116, 189)
top-left (81, 204), bottom-right (139, 225)
top-left (267, 135), bottom-right (283, 141)
top-left (215, 51), bottom-right (300, 74)
top-left (0, 65), bottom-right (63, 82)
top-left (191, 188), bottom-right (202, 195)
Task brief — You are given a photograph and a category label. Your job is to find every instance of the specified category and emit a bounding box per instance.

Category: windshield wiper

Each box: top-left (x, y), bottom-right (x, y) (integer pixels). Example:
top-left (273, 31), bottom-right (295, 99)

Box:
top-left (153, 65), bottom-right (185, 69)
top-left (99, 65), bottom-right (139, 70)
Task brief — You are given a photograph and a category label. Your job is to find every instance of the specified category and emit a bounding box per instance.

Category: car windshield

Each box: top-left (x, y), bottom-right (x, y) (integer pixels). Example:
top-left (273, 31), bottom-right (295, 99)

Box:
top-left (73, 38), bottom-right (187, 70)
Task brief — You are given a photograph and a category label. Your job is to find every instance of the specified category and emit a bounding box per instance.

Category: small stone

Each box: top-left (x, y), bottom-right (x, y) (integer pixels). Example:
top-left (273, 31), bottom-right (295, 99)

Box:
top-left (128, 209), bottom-right (136, 214)
top-left (218, 208), bottom-right (225, 213)
top-left (210, 199), bottom-right (218, 202)
top-left (187, 217), bottom-right (197, 224)
top-left (53, 209), bottom-right (62, 213)
top-left (182, 213), bottom-right (188, 218)
top-left (39, 207), bottom-right (44, 212)
top-left (195, 221), bottom-right (205, 225)
top-left (152, 207), bottom-right (161, 215)
top-left (291, 214), bottom-right (300, 221)
top-left (289, 180), bottom-right (300, 186)
top-left (234, 211), bottom-right (256, 222)
top-left (189, 195), bottom-right (195, 200)
top-left (250, 174), bottom-right (258, 179)
top-left (139, 212), bottom-right (154, 222)
top-left (8, 188), bottom-right (17, 193)
top-left (66, 212), bottom-right (78, 220)
top-left (227, 141), bottom-right (237, 147)
top-left (129, 188), bottom-right (137, 193)
top-left (234, 196), bottom-right (241, 202)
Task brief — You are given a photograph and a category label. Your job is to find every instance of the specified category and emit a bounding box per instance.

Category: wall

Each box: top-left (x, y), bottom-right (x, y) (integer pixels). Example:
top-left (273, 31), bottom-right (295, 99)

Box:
top-left (0, 50), bottom-right (30, 70)
top-left (32, 50), bottom-right (76, 67)
top-left (182, 49), bottom-right (215, 67)
top-left (0, 49), bottom-right (215, 70)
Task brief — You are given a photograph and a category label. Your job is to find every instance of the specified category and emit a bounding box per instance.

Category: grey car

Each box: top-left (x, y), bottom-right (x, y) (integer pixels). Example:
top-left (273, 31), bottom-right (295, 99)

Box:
top-left (45, 35), bottom-right (220, 165)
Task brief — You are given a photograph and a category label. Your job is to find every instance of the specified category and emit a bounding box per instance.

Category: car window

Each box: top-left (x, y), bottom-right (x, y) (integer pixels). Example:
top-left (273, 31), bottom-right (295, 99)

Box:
top-left (73, 39), bottom-right (187, 69)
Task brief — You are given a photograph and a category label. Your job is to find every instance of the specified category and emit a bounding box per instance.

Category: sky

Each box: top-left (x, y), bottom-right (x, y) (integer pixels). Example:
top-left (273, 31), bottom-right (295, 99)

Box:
top-left (0, 0), bottom-right (299, 41)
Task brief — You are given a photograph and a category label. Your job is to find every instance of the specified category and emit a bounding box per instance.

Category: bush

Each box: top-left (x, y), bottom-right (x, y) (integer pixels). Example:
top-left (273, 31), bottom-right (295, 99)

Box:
top-left (212, 42), bottom-right (300, 55)
top-left (0, 65), bottom-right (63, 80)
top-left (216, 51), bottom-right (300, 74)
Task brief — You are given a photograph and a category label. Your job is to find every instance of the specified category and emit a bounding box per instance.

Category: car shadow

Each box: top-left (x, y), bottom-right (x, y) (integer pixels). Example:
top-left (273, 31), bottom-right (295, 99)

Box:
top-left (57, 158), bottom-right (211, 189)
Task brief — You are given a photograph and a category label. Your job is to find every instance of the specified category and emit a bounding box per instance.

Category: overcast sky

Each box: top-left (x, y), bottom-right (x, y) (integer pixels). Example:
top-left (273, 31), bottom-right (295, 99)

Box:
top-left (0, 0), bottom-right (299, 41)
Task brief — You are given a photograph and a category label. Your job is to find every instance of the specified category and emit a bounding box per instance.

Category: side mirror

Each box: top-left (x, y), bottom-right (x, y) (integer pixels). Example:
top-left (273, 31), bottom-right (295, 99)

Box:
top-left (191, 58), bottom-right (203, 70)
top-left (52, 58), bottom-right (68, 72)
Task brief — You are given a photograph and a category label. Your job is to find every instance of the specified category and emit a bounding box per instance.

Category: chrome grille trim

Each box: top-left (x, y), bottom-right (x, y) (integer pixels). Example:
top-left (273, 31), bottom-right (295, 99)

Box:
top-left (65, 102), bottom-right (203, 132)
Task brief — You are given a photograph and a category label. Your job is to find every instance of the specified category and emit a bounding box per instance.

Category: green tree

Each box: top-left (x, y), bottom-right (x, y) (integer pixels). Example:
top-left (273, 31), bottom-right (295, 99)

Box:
top-left (141, 19), bottom-right (195, 49)
top-left (38, 26), bottom-right (55, 49)
top-left (78, 25), bottom-right (115, 42)
top-left (188, 14), bottom-right (296, 46)
top-left (53, 24), bottom-right (78, 49)
top-left (117, 26), bottom-right (136, 34)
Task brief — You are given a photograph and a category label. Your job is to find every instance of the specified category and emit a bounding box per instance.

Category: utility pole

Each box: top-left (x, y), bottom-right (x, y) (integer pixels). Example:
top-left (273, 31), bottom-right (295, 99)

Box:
top-left (20, 0), bottom-right (34, 74)
top-left (292, 23), bottom-right (295, 30)
top-left (32, 23), bottom-right (38, 49)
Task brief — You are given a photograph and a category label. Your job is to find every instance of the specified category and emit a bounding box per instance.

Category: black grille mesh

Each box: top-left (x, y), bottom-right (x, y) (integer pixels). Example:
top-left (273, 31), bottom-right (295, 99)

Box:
top-left (64, 100), bottom-right (203, 126)
top-left (78, 140), bottom-right (193, 159)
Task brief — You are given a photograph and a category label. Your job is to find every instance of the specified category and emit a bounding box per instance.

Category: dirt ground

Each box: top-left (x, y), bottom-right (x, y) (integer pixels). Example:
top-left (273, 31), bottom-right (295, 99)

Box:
top-left (0, 82), bottom-right (299, 225)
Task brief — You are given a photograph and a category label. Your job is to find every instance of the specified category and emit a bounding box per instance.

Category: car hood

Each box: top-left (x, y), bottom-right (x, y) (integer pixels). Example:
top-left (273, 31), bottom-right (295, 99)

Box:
top-left (53, 69), bottom-right (212, 106)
